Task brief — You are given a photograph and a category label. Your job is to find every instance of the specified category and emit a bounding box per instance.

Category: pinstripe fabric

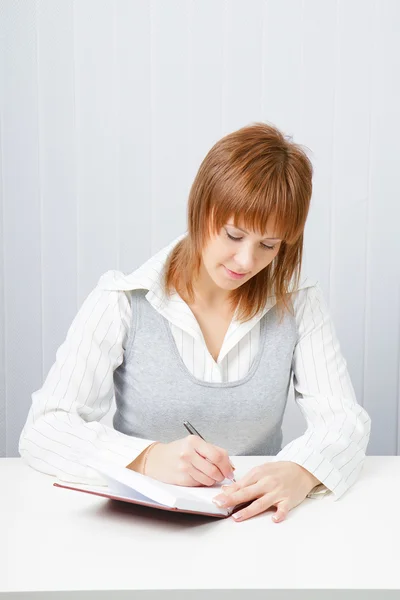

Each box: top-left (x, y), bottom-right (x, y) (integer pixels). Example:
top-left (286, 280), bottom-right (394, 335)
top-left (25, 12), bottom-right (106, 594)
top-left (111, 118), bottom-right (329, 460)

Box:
top-left (18, 234), bottom-right (371, 499)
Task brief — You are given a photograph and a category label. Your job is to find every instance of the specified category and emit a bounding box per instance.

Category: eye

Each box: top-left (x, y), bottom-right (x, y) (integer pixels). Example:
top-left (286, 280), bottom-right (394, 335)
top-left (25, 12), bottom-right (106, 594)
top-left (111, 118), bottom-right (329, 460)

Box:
top-left (225, 230), bottom-right (277, 251)
top-left (226, 231), bottom-right (242, 242)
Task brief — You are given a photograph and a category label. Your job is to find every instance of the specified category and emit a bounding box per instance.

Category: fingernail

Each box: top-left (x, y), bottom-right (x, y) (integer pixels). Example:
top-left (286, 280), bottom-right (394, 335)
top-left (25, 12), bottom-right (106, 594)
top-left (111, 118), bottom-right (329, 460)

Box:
top-left (228, 471), bottom-right (235, 480)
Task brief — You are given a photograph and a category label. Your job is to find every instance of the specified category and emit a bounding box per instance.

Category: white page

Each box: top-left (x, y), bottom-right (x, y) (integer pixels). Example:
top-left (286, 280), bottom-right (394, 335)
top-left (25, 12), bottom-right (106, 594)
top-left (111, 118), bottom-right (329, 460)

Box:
top-left (85, 457), bottom-right (233, 513)
top-left (171, 480), bottom-right (233, 515)
top-left (175, 479), bottom-right (232, 502)
top-left (86, 458), bottom-right (178, 506)
top-left (108, 476), bottom-right (231, 515)
top-left (97, 480), bottom-right (166, 506)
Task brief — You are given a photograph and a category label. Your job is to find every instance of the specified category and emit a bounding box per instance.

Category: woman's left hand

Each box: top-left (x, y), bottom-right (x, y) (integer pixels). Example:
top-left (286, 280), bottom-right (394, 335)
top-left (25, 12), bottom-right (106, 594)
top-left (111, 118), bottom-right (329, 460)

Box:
top-left (212, 461), bottom-right (321, 523)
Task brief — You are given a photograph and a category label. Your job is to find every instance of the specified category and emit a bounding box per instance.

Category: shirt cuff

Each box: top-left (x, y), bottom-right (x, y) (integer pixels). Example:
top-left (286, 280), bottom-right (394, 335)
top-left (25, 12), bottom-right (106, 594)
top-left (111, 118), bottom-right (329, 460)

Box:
top-left (306, 483), bottom-right (330, 499)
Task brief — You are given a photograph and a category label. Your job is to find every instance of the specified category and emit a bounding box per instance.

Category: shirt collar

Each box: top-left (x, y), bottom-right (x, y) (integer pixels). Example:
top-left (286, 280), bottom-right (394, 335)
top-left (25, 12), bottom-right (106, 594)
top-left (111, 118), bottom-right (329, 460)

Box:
top-left (98, 232), bottom-right (316, 295)
top-left (97, 233), bottom-right (186, 304)
top-left (98, 233), bottom-right (317, 353)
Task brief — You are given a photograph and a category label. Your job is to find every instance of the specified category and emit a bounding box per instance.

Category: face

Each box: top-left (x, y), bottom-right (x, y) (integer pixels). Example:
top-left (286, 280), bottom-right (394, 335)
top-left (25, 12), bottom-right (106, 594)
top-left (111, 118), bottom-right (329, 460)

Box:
top-left (200, 217), bottom-right (283, 290)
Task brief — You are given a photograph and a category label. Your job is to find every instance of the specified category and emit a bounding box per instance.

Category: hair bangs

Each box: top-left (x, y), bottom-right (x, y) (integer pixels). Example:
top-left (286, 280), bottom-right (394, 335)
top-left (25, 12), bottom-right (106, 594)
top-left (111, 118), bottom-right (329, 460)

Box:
top-left (209, 167), bottom-right (304, 245)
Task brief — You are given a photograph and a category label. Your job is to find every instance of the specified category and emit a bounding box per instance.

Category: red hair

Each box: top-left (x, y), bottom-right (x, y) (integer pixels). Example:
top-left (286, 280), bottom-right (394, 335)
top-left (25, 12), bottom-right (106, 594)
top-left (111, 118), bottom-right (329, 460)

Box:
top-left (164, 122), bottom-right (313, 322)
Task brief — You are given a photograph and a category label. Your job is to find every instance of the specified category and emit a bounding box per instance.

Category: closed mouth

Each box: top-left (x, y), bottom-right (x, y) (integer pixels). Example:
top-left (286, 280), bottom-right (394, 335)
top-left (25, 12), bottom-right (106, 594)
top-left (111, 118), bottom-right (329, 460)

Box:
top-left (225, 267), bottom-right (247, 276)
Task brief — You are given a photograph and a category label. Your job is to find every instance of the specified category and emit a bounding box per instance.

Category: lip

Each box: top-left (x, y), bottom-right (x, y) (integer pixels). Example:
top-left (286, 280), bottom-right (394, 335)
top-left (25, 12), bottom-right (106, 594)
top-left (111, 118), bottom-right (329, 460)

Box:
top-left (224, 266), bottom-right (248, 280)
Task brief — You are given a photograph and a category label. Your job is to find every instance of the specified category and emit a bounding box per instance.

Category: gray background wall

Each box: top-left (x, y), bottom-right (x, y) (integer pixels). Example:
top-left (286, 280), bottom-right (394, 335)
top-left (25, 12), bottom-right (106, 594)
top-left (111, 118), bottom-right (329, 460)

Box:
top-left (0, 0), bottom-right (399, 458)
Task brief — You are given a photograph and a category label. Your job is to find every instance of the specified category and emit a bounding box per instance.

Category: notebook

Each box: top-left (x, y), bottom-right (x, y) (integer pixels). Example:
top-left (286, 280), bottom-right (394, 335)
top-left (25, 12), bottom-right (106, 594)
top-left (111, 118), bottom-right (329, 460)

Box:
top-left (53, 457), bottom-right (249, 518)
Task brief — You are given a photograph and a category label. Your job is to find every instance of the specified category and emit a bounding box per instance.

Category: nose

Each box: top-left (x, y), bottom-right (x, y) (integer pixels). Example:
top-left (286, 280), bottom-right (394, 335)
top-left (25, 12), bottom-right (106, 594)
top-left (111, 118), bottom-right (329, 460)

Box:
top-left (233, 244), bottom-right (255, 272)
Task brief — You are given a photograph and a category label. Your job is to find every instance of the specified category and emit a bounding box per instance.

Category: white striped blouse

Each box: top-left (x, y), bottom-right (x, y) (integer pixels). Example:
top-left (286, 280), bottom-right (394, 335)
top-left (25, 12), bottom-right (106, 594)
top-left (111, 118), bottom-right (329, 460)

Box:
top-left (19, 234), bottom-right (371, 500)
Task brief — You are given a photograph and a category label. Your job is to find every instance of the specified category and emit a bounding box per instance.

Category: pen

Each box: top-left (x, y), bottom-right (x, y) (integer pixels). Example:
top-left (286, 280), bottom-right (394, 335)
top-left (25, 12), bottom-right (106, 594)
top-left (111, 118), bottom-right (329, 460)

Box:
top-left (183, 420), bottom-right (236, 483)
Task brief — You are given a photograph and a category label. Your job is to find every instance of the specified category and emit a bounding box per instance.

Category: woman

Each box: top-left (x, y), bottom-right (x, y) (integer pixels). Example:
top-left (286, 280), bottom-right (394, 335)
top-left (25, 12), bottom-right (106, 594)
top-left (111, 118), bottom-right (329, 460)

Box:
top-left (19, 122), bottom-right (371, 523)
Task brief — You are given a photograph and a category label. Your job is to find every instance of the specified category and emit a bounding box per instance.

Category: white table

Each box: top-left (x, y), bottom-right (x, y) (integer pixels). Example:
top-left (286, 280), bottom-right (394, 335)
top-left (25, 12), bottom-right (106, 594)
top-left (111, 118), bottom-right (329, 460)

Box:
top-left (3, 456), bottom-right (400, 599)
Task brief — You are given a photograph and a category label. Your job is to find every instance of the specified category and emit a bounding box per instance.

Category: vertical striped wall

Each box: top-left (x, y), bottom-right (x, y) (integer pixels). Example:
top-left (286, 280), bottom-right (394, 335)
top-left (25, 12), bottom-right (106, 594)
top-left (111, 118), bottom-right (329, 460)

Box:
top-left (0, 0), bottom-right (399, 457)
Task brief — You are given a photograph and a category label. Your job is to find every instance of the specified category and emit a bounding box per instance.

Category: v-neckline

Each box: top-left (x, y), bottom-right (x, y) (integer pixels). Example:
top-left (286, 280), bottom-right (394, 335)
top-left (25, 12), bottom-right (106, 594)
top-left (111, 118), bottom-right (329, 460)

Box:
top-left (161, 311), bottom-right (268, 387)
top-left (171, 291), bottom-right (236, 364)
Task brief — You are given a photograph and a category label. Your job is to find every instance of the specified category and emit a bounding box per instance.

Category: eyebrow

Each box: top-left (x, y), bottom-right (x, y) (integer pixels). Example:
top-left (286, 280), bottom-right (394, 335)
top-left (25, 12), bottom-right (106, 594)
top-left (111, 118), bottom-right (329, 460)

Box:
top-left (227, 224), bottom-right (282, 242)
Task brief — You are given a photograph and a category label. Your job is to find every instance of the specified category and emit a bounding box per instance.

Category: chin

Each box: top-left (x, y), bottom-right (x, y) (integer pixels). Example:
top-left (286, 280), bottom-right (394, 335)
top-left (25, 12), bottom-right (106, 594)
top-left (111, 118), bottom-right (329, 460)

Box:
top-left (215, 274), bottom-right (244, 289)
top-left (219, 281), bottom-right (238, 290)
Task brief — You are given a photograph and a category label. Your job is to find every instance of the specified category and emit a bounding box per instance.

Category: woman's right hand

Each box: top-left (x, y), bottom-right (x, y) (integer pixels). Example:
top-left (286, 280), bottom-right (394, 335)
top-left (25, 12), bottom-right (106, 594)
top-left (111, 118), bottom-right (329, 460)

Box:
top-left (143, 435), bottom-right (235, 486)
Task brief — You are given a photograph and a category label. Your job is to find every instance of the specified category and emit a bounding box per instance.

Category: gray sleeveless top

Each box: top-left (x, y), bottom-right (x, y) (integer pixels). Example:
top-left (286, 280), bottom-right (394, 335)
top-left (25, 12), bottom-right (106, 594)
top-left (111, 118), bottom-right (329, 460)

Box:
top-left (113, 289), bottom-right (297, 456)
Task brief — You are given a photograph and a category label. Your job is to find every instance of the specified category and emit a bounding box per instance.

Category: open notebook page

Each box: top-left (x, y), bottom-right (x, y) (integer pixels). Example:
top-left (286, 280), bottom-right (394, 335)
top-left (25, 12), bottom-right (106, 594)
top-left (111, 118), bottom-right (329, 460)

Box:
top-left (84, 457), bottom-right (233, 513)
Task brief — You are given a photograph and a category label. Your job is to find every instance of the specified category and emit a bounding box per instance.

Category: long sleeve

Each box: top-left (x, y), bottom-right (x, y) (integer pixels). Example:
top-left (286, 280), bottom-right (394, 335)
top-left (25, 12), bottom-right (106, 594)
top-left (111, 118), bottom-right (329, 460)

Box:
top-left (273, 283), bottom-right (372, 500)
top-left (19, 278), bottom-right (156, 486)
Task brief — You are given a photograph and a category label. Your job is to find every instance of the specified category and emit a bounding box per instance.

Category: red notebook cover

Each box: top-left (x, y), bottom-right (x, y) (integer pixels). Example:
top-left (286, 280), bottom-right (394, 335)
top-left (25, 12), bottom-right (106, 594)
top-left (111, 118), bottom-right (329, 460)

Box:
top-left (53, 481), bottom-right (246, 519)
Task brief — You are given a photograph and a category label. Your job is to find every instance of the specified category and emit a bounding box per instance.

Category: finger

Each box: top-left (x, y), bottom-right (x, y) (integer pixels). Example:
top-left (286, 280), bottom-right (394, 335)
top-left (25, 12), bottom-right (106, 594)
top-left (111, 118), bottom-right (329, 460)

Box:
top-left (213, 445), bottom-right (236, 472)
top-left (203, 447), bottom-right (234, 480)
top-left (221, 464), bottom-right (276, 495)
top-left (213, 481), bottom-right (263, 508)
top-left (220, 482), bottom-right (238, 495)
top-left (232, 493), bottom-right (276, 522)
top-left (185, 461), bottom-right (218, 486)
top-left (189, 437), bottom-right (233, 480)
top-left (272, 501), bottom-right (290, 523)
top-left (180, 440), bottom-right (218, 485)
top-left (173, 467), bottom-right (203, 487)
top-left (224, 465), bottom-right (262, 491)
top-left (181, 438), bottom-right (223, 482)
top-left (236, 465), bottom-right (267, 489)
top-left (184, 472), bottom-right (204, 487)
top-left (191, 450), bottom-right (225, 484)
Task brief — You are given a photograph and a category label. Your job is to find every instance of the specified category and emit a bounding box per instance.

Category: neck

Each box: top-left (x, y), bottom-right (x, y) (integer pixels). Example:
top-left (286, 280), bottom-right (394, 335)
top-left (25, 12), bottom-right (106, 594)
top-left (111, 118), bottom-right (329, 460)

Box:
top-left (189, 261), bottom-right (232, 310)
